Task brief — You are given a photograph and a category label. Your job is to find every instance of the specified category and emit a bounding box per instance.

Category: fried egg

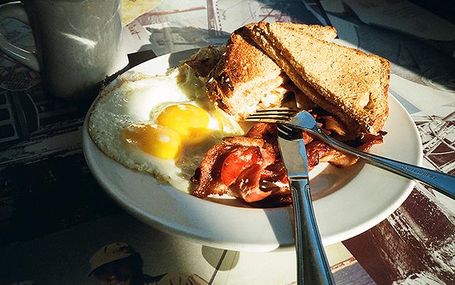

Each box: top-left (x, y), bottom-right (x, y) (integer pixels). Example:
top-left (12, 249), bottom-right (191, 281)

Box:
top-left (88, 65), bottom-right (244, 191)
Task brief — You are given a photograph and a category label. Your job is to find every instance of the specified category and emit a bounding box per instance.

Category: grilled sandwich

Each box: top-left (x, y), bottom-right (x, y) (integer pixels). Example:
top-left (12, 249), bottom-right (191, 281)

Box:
top-left (246, 21), bottom-right (390, 137)
top-left (207, 22), bottom-right (337, 119)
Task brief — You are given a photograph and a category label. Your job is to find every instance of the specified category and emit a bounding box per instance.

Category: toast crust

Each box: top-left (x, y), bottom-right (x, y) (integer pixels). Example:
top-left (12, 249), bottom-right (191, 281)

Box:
top-left (206, 27), bottom-right (284, 117)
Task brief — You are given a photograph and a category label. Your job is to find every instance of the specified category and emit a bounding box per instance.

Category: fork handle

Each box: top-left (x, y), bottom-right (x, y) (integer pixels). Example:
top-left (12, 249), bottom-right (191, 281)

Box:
top-left (291, 179), bottom-right (335, 285)
top-left (320, 133), bottom-right (455, 199)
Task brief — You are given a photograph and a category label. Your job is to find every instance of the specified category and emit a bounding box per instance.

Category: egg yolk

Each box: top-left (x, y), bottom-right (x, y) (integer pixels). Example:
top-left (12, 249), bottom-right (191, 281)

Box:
top-left (157, 104), bottom-right (211, 144)
top-left (122, 124), bottom-right (181, 159)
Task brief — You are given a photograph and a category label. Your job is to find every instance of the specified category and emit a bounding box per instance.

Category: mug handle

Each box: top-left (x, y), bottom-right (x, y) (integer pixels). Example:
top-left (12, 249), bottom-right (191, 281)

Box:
top-left (0, 1), bottom-right (40, 71)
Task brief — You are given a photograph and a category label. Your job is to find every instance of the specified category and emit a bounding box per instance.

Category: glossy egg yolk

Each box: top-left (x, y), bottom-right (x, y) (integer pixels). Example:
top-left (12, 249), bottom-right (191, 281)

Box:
top-left (157, 104), bottom-right (211, 144)
top-left (122, 124), bottom-right (181, 159)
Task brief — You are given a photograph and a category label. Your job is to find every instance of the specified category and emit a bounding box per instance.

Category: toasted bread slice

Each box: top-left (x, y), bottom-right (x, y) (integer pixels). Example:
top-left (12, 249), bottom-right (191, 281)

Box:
top-left (207, 22), bottom-right (337, 119)
top-left (248, 22), bottom-right (390, 136)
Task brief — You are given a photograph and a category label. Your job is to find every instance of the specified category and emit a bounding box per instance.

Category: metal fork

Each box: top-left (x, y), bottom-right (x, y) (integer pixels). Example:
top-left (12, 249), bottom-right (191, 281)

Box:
top-left (245, 107), bottom-right (299, 122)
top-left (247, 109), bottom-right (455, 199)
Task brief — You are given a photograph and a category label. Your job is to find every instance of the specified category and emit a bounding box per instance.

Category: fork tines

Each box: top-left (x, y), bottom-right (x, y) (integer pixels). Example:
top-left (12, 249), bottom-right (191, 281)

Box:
top-left (277, 124), bottom-right (301, 140)
top-left (245, 108), bottom-right (299, 123)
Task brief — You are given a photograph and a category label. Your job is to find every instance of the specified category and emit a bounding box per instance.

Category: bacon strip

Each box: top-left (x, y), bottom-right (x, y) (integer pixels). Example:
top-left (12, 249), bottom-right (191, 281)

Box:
top-left (191, 123), bottom-right (290, 205)
top-left (191, 120), bottom-right (385, 206)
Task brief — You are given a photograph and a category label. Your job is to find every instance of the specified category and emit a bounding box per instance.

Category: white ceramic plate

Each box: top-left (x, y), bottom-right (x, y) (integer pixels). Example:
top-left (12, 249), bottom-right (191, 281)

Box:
top-left (82, 49), bottom-right (422, 252)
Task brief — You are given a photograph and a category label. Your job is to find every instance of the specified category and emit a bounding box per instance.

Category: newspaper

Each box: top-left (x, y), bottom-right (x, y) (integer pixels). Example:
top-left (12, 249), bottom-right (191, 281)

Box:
top-left (122, 0), bottom-right (326, 55)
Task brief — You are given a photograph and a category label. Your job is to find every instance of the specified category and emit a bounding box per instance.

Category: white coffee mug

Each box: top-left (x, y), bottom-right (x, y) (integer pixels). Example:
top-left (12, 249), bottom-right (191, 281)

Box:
top-left (0, 0), bottom-right (126, 100)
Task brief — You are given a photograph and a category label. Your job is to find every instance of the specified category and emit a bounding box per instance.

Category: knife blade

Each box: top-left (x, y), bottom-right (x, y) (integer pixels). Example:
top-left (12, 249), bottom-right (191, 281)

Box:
top-left (277, 129), bottom-right (334, 285)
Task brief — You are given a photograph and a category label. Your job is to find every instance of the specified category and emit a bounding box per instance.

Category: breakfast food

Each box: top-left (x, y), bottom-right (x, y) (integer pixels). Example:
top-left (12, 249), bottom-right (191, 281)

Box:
top-left (88, 65), bottom-right (243, 192)
top-left (191, 22), bottom-right (390, 205)
top-left (88, 21), bottom-right (390, 207)
top-left (191, 119), bottom-right (384, 205)
top-left (182, 45), bottom-right (226, 78)
top-left (207, 22), bottom-right (337, 119)
top-left (246, 21), bottom-right (390, 137)
top-left (192, 123), bottom-right (291, 207)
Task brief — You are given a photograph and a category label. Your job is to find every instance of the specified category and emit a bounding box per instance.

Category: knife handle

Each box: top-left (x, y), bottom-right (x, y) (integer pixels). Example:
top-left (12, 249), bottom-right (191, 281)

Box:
top-left (291, 179), bottom-right (335, 285)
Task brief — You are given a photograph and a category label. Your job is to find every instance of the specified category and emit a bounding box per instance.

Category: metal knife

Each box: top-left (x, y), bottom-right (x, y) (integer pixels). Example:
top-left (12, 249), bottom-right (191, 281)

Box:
top-left (277, 126), bottom-right (335, 285)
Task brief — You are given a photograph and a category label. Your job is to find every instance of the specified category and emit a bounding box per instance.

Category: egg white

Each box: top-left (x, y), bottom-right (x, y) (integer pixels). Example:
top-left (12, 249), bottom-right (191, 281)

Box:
top-left (88, 65), bottom-right (244, 192)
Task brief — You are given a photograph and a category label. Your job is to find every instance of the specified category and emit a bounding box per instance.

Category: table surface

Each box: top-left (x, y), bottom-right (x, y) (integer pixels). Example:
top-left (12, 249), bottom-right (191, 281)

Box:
top-left (0, 1), bottom-right (454, 284)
